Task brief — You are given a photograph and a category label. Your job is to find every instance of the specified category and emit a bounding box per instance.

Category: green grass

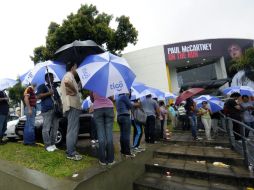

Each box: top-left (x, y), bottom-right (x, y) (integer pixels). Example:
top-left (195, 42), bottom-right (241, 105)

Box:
top-left (113, 121), bottom-right (120, 132)
top-left (0, 142), bottom-right (97, 178)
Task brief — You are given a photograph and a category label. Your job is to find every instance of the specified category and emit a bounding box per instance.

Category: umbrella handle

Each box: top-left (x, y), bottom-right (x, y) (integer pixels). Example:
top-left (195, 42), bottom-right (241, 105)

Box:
top-left (45, 66), bottom-right (55, 98)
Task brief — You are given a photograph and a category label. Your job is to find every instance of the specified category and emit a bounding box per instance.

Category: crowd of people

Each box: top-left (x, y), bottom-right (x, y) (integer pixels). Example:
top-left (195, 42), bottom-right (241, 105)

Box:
top-left (1, 61), bottom-right (254, 166)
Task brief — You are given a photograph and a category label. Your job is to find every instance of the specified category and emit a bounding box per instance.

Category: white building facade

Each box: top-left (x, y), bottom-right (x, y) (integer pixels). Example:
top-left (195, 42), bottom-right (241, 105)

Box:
top-left (123, 38), bottom-right (254, 94)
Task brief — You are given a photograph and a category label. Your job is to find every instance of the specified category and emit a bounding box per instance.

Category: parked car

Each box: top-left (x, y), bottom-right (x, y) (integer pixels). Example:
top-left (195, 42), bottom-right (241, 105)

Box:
top-left (15, 112), bottom-right (92, 145)
top-left (5, 114), bottom-right (20, 139)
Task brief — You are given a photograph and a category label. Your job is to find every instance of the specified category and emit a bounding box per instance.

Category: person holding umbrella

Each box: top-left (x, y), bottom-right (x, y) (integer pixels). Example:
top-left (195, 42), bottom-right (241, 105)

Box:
top-left (37, 73), bottom-right (61, 152)
top-left (0, 90), bottom-right (9, 145)
top-left (198, 101), bottom-right (212, 140)
top-left (60, 62), bottom-right (82, 161)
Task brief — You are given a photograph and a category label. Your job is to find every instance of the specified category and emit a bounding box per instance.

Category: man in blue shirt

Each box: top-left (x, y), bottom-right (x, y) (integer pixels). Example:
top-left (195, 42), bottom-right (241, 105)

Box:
top-left (116, 93), bottom-right (136, 157)
top-left (0, 90), bottom-right (9, 145)
top-left (37, 73), bottom-right (61, 152)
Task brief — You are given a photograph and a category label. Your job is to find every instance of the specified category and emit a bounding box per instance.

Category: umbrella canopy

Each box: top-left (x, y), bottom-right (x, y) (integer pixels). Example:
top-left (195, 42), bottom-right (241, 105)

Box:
top-left (194, 95), bottom-right (224, 113)
top-left (222, 86), bottom-right (254, 96)
top-left (82, 96), bottom-right (92, 110)
top-left (20, 60), bottom-right (66, 86)
top-left (130, 82), bottom-right (149, 100)
top-left (0, 78), bottom-right (18, 91)
top-left (175, 88), bottom-right (204, 105)
top-left (165, 92), bottom-right (177, 99)
top-left (77, 52), bottom-right (136, 97)
top-left (54, 40), bottom-right (105, 65)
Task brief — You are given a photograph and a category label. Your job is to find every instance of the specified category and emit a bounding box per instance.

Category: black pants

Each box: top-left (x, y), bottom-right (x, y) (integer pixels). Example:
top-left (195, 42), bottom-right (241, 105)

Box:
top-left (145, 115), bottom-right (156, 143)
top-left (230, 115), bottom-right (242, 140)
top-left (178, 115), bottom-right (188, 130)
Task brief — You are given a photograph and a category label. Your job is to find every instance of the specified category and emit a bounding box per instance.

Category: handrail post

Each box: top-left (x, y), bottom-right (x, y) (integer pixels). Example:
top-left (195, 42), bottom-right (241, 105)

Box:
top-left (240, 125), bottom-right (249, 167)
top-left (224, 117), bottom-right (233, 148)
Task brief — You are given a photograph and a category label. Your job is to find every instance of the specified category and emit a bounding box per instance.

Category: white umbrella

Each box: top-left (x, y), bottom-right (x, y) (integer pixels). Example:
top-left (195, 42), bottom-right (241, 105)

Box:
top-left (0, 78), bottom-right (18, 91)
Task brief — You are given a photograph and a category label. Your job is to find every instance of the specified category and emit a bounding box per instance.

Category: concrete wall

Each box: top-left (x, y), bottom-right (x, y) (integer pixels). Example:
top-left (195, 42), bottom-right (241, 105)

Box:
top-left (123, 46), bottom-right (169, 92)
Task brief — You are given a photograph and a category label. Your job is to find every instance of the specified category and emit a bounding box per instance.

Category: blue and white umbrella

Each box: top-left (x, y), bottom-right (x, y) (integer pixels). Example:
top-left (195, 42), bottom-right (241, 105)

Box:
top-left (165, 92), bottom-right (177, 100)
top-left (0, 78), bottom-right (18, 91)
top-left (130, 82), bottom-right (149, 100)
top-left (82, 96), bottom-right (92, 110)
top-left (194, 95), bottom-right (224, 113)
top-left (20, 60), bottom-right (66, 86)
top-left (222, 86), bottom-right (254, 96)
top-left (77, 52), bottom-right (136, 97)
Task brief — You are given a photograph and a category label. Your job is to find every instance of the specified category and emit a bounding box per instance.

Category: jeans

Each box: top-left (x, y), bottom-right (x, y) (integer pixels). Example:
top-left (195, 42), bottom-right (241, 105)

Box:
top-left (244, 121), bottom-right (254, 138)
top-left (42, 109), bottom-right (59, 147)
top-left (94, 107), bottom-right (114, 163)
top-left (145, 115), bottom-right (156, 143)
top-left (66, 107), bottom-right (81, 156)
top-left (90, 117), bottom-right (97, 140)
top-left (0, 114), bottom-right (8, 138)
top-left (132, 120), bottom-right (143, 148)
top-left (24, 107), bottom-right (36, 144)
top-left (188, 115), bottom-right (197, 138)
top-left (117, 114), bottom-right (131, 155)
top-left (160, 119), bottom-right (165, 138)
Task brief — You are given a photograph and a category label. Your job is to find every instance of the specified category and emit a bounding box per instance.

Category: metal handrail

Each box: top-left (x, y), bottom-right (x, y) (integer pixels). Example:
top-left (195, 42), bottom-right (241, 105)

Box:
top-left (219, 113), bottom-right (254, 169)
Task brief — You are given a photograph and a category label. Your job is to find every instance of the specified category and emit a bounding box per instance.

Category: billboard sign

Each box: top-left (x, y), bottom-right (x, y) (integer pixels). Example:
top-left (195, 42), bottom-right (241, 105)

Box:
top-left (164, 38), bottom-right (254, 77)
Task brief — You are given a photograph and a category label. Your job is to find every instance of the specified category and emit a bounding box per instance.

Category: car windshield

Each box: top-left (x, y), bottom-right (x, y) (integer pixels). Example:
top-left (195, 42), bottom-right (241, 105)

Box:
top-left (7, 115), bottom-right (19, 122)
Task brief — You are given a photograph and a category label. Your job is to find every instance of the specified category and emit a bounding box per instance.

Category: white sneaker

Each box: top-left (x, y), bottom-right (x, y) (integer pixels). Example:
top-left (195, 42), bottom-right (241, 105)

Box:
top-left (51, 145), bottom-right (58, 150)
top-left (91, 140), bottom-right (96, 144)
top-left (46, 146), bottom-right (55, 152)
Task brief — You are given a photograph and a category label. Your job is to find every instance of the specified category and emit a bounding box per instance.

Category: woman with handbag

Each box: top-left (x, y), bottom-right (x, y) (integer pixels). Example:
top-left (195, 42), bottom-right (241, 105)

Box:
top-left (198, 101), bottom-right (212, 141)
top-left (131, 99), bottom-right (146, 152)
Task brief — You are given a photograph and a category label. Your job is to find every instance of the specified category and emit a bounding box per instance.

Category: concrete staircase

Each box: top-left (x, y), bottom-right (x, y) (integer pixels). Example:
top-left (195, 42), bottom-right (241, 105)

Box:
top-left (133, 132), bottom-right (254, 190)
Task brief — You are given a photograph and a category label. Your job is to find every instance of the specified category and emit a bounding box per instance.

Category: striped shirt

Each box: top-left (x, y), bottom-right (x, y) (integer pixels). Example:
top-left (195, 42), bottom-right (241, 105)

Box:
top-left (178, 106), bottom-right (186, 116)
top-left (24, 86), bottom-right (37, 107)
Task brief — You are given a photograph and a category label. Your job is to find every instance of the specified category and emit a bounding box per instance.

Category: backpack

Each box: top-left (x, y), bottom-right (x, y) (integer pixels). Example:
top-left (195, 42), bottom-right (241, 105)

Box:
top-left (133, 108), bottom-right (147, 125)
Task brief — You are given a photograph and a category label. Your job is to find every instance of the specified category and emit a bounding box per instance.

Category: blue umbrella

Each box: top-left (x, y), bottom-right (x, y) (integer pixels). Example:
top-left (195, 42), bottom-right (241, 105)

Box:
top-left (223, 86), bottom-right (254, 96)
top-left (130, 82), bottom-right (149, 100)
top-left (76, 52), bottom-right (136, 97)
top-left (165, 92), bottom-right (177, 100)
top-left (20, 60), bottom-right (66, 86)
top-left (0, 78), bottom-right (18, 91)
top-left (82, 96), bottom-right (92, 110)
top-left (194, 95), bottom-right (224, 113)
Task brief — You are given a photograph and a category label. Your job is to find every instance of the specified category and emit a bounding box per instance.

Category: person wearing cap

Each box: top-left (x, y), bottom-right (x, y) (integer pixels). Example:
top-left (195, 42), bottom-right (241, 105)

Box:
top-left (23, 83), bottom-right (37, 145)
top-left (37, 73), bottom-right (61, 152)
top-left (60, 62), bottom-right (82, 161)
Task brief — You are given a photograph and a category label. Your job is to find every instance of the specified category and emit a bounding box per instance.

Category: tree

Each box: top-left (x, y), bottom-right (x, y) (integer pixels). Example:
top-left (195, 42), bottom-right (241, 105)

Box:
top-left (31, 4), bottom-right (138, 63)
top-left (8, 81), bottom-right (26, 106)
top-left (230, 47), bottom-right (254, 72)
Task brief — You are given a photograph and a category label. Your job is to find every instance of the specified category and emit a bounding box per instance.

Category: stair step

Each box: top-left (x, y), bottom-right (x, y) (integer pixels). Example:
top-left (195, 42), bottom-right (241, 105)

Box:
top-left (145, 157), bottom-right (254, 187)
top-left (133, 172), bottom-right (242, 190)
top-left (165, 133), bottom-right (231, 147)
top-left (154, 144), bottom-right (243, 165)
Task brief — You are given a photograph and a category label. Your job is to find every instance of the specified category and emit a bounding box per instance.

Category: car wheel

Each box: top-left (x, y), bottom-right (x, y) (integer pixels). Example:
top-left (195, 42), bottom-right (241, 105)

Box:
top-left (55, 128), bottom-right (65, 145)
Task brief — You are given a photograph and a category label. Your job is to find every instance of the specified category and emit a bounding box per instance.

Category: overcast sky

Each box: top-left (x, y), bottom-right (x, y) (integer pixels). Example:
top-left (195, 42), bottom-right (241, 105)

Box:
top-left (0, 0), bottom-right (253, 79)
